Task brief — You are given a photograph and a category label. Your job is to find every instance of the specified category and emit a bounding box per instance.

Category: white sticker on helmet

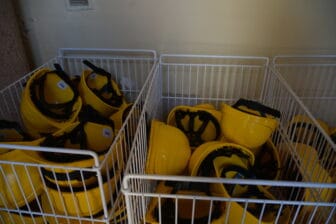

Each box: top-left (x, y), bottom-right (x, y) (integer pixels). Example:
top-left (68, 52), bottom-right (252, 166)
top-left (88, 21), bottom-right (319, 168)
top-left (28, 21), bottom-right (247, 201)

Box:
top-left (103, 128), bottom-right (113, 138)
top-left (57, 80), bottom-right (68, 90)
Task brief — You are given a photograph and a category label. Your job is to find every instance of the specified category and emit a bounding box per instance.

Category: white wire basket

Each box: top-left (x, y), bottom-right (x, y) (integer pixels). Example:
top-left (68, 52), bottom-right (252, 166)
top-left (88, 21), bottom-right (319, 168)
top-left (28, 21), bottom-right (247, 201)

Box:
top-left (122, 54), bottom-right (336, 224)
top-left (273, 55), bottom-right (336, 175)
top-left (0, 48), bottom-right (157, 224)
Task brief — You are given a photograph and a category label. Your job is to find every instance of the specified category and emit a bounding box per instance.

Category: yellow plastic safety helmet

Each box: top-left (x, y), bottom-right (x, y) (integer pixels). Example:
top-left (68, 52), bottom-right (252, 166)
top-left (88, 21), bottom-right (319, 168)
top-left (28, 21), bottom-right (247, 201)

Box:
top-left (146, 120), bottom-right (191, 175)
top-left (42, 167), bottom-right (122, 217)
top-left (26, 106), bottom-right (121, 188)
top-left (221, 99), bottom-right (280, 151)
top-left (0, 120), bottom-right (31, 154)
top-left (78, 60), bottom-right (127, 117)
top-left (288, 115), bottom-right (330, 146)
top-left (0, 197), bottom-right (44, 224)
top-left (253, 139), bottom-right (281, 184)
top-left (0, 140), bottom-right (43, 208)
top-left (167, 104), bottom-right (222, 148)
top-left (0, 211), bottom-right (44, 224)
top-left (294, 143), bottom-right (334, 203)
top-left (20, 64), bottom-right (82, 138)
top-left (188, 141), bottom-right (255, 177)
top-left (280, 143), bottom-right (334, 223)
top-left (41, 192), bottom-right (127, 224)
top-left (145, 181), bottom-right (226, 224)
top-left (109, 103), bottom-right (133, 132)
top-left (210, 157), bottom-right (290, 224)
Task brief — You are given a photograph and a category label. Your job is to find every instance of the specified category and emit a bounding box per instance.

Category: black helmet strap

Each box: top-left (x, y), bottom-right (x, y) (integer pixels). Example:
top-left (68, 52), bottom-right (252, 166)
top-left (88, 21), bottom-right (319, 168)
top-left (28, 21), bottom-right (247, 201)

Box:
top-left (83, 60), bottom-right (123, 107)
top-left (233, 98), bottom-right (281, 118)
top-left (30, 64), bottom-right (79, 120)
top-left (174, 109), bottom-right (221, 147)
top-left (196, 146), bottom-right (252, 177)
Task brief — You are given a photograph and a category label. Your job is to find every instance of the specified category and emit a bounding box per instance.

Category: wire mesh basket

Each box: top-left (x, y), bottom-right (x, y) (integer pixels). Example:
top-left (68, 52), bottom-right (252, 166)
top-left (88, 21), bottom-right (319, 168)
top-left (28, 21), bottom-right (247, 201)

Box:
top-left (122, 54), bottom-right (336, 224)
top-left (273, 55), bottom-right (336, 177)
top-left (0, 48), bottom-right (157, 224)
top-left (272, 55), bottom-right (336, 127)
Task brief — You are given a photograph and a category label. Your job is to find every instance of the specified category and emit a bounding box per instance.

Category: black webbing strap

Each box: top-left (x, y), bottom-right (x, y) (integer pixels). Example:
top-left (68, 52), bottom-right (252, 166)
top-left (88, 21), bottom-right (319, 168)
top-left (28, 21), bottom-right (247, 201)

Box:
top-left (30, 64), bottom-right (79, 120)
top-left (78, 105), bottom-right (115, 130)
top-left (83, 60), bottom-right (123, 107)
top-left (196, 146), bottom-right (252, 177)
top-left (233, 99), bottom-right (281, 118)
top-left (174, 109), bottom-right (221, 147)
top-left (153, 181), bottom-right (222, 224)
top-left (0, 120), bottom-right (31, 141)
top-left (11, 196), bottom-right (42, 217)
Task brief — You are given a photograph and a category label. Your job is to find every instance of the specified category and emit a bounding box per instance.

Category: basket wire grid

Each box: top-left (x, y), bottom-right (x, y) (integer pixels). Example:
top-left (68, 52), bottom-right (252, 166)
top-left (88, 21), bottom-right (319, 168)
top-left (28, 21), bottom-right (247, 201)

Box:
top-left (122, 54), bottom-right (336, 224)
top-left (272, 55), bottom-right (336, 175)
top-left (272, 55), bottom-right (336, 127)
top-left (0, 48), bottom-right (157, 224)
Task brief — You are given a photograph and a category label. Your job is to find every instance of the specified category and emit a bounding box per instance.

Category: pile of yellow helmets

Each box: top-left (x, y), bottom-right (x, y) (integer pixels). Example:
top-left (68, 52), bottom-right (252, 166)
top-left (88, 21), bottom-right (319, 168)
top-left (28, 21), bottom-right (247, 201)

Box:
top-left (144, 99), bottom-right (295, 224)
top-left (145, 98), bottom-right (335, 223)
top-left (0, 62), bottom-right (131, 223)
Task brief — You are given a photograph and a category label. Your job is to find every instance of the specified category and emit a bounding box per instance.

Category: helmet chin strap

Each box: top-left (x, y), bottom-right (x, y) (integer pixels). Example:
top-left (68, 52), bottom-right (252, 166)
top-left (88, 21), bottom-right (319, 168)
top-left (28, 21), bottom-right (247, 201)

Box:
top-left (83, 60), bottom-right (124, 107)
top-left (233, 98), bottom-right (281, 118)
top-left (174, 109), bottom-right (221, 147)
top-left (30, 63), bottom-right (79, 120)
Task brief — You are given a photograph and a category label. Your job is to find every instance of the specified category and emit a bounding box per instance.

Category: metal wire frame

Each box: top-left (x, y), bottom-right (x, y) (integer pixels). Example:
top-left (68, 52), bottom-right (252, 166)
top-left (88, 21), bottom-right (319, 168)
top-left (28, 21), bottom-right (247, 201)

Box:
top-left (122, 54), bottom-right (336, 224)
top-left (0, 48), bottom-right (157, 223)
top-left (272, 55), bottom-right (336, 128)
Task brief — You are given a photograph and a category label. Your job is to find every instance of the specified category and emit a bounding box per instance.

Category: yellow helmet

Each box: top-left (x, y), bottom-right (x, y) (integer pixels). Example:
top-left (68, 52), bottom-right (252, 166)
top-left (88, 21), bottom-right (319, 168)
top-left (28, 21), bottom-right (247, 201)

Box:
top-left (146, 120), bottom-right (191, 175)
top-left (109, 103), bottom-right (133, 132)
top-left (280, 143), bottom-right (334, 223)
top-left (294, 143), bottom-right (333, 203)
top-left (287, 115), bottom-right (330, 146)
top-left (41, 191), bottom-right (127, 224)
top-left (0, 120), bottom-right (31, 154)
top-left (41, 167), bottom-right (122, 217)
top-left (26, 106), bottom-right (121, 188)
top-left (167, 104), bottom-right (221, 148)
top-left (188, 141), bottom-right (255, 177)
top-left (145, 181), bottom-right (226, 224)
top-left (210, 157), bottom-right (290, 224)
top-left (0, 197), bottom-right (44, 224)
top-left (0, 140), bottom-right (44, 208)
top-left (78, 60), bottom-right (127, 117)
top-left (20, 64), bottom-right (82, 138)
top-left (221, 99), bottom-right (279, 151)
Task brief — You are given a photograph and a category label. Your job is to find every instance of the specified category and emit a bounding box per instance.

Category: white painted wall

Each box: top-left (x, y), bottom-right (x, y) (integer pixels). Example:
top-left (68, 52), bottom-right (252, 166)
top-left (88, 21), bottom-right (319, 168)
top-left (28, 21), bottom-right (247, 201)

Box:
top-left (19, 0), bottom-right (336, 65)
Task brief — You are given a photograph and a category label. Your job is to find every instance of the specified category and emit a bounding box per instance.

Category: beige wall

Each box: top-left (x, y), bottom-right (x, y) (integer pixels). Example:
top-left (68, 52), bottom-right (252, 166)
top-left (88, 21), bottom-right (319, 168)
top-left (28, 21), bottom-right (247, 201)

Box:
top-left (19, 0), bottom-right (336, 65)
